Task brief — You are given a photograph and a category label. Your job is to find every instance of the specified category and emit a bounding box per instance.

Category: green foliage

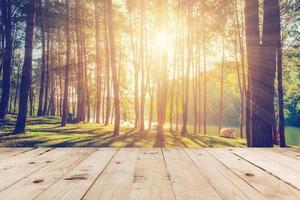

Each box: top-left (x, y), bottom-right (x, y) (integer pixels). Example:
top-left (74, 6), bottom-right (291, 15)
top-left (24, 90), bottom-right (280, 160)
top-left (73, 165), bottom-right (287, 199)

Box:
top-left (285, 126), bottom-right (300, 146)
top-left (282, 46), bottom-right (300, 126)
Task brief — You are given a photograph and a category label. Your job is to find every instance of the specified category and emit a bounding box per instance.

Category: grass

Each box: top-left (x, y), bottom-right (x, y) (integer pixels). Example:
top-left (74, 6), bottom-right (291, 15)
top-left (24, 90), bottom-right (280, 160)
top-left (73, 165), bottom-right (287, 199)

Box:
top-left (0, 115), bottom-right (246, 148)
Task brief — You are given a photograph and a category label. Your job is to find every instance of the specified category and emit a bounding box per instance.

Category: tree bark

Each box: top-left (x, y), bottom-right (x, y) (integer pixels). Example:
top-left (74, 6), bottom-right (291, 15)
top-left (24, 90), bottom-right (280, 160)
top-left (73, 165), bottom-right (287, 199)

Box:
top-left (61, 0), bottom-right (70, 126)
top-left (94, 0), bottom-right (102, 123)
top-left (13, 62), bottom-right (21, 114)
top-left (203, 31), bottom-right (207, 135)
top-left (245, 0), bottom-right (276, 147)
top-left (106, 0), bottom-right (120, 136)
top-left (14, 0), bottom-right (36, 133)
top-left (104, 9), bottom-right (111, 126)
top-left (139, 0), bottom-right (145, 131)
top-left (128, 3), bottom-right (140, 129)
top-left (275, 0), bottom-right (286, 147)
top-left (37, 0), bottom-right (46, 116)
top-left (0, 0), bottom-right (13, 119)
top-left (75, 0), bottom-right (85, 122)
top-left (155, 0), bottom-right (168, 146)
top-left (181, 1), bottom-right (192, 136)
top-left (218, 36), bottom-right (225, 135)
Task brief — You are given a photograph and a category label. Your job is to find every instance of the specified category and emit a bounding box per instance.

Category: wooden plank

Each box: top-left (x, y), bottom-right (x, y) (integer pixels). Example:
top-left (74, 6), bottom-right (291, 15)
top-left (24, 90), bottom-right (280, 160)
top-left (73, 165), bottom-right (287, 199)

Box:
top-left (185, 148), bottom-right (267, 199)
top-left (35, 148), bottom-right (117, 200)
top-left (162, 148), bottom-right (221, 200)
top-left (207, 148), bottom-right (300, 199)
top-left (288, 148), bottom-right (300, 153)
top-left (0, 148), bottom-right (32, 161)
top-left (0, 148), bottom-right (94, 200)
top-left (129, 148), bottom-right (175, 200)
top-left (0, 148), bottom-right (52, 174)
top-left (273, 148), bottom-right (300, 160)
top-left (231, 148), bottom-right (300, 190)
top-left (82, 148), bottom-right (139, 200)
top-left (247, 148), bottom-right (300, 173)
top-left (0, 148), bottom-right (70, 191)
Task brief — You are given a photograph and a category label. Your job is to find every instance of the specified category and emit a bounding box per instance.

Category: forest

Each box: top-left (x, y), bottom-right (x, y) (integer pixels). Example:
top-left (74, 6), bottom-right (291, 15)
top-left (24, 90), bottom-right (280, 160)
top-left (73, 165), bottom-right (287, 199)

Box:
top-left (0, 0), bottom-right (299, 147)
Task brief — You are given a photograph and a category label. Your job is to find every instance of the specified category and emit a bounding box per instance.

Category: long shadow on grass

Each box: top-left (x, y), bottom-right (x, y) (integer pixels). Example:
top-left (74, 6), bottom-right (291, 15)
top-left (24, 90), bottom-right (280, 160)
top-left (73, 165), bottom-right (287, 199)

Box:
top-left (187, 134), bottom-right (239, 147)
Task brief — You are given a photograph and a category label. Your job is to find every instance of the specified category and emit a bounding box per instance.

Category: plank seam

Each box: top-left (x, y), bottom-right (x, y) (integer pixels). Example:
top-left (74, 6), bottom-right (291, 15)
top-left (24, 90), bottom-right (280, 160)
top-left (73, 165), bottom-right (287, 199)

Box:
top-left (161, 148), bottom-right (177, 200)
top-left (0, 148), bottom-right (57, 192)
top-left (0, 148), bottom-right (34, 162)
top-left (231, 150), bottom-right (300, 191)
top-left (183, 148), bottom-right (223, 199)
top-left (32, 148), bottom-right (97, 200)
top-left (80, 148), bottom-right (120, 200)
top-left (127, 148), bottom-right (144, 199)
top-left (204, 148), bottom-right (269, 197)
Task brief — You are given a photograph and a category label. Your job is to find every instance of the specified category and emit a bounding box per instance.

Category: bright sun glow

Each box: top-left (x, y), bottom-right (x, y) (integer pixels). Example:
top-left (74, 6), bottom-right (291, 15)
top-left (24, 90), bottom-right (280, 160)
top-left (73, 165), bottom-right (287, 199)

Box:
top-left (155, 30), bottom-right (169, 52)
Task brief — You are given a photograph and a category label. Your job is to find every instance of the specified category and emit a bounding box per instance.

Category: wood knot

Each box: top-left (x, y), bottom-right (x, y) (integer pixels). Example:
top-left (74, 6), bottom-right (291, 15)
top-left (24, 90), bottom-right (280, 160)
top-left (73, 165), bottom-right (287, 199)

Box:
top-left (245, 173), bottom-right (255, 177)
top-left (33, 179), bottom-right (44, 184)
top-left (64, 175), bottom-right (87, 181)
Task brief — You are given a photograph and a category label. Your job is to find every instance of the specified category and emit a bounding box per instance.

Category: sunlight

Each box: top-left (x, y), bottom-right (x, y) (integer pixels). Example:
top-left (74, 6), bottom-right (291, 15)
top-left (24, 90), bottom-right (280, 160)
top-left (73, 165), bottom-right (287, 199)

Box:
top-left (4, 0), bottom-right (296, 148)
top-left (155, 29), bottom-right (169, 53)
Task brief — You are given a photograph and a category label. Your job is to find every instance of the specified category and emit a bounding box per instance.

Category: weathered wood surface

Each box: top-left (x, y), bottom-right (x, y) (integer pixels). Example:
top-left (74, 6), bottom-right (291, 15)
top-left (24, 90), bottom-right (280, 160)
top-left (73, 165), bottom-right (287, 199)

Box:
top-left (0, 148), bottom-right (299, 200)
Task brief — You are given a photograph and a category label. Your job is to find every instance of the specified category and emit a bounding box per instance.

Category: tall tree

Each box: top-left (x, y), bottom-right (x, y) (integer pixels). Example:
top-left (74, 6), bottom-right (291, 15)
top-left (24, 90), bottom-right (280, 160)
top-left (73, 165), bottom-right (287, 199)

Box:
top-left (37, 0), bottom-right (46, 116)
top-left (245, 0), bottom-right (259, 146)
top-left (127, 0), bottom-right (140, 129)
top-left (43, 4), bottom-right (50, 115)
top-left (181, 1), bottom-right (192, 136)
top-left (14, 0), bottom-right (36, 133)
top-left (234, 0), bottom-right (246, 139)
top-left (218, 36), bottom-right (225, 134)
top-left (245, 0), bottom-right (277, 147)
top-left (106, 0), bottom-right (120, 136)
top-left (275, 0), bottom-right (286, 147)
top-left (94, 0), bottom-right (101, 123)
top-left (155, 0), bottom-right (168, 145)
top-left (139, 0), bottom-right (145, 131)
top-left (75, 0), bottom-right (85, 121)
top-left (203, 31), bottom-right (207, 135)
top-left (0, 1), bottom-right (4, 73)
top-left (104, 4), bottom-right (111, 125)
top-left (61, 0), bottom-right (70, 126)
top-left (0, 0), bottom-right (13, 119)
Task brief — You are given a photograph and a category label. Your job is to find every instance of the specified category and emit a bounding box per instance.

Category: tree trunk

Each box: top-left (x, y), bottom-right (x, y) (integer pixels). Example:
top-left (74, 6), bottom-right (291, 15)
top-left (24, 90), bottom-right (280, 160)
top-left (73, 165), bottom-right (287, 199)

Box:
top-left (14, 0), bottom-right (36, 133)
top-left (13, 62), bottom-right (21, 114)
top-left (155, 0), bottom-right (168, 146)
top-left (0, 0), bottom-right (13, 119)
top-left (104, 11), bottom-right (111, 126)
top-left (234, 0), bottom-right (245, 139)
top-left (203, 31), bottom-right (207, 135)
top-left (61, 0), bottom-right (70, 126)
top-left (275, 0), bottom-right (286, 147)
top-left (181, 1), bottom-right (192, 136)
top-left (94, 0), bottom-right (102, 123)
top-left (106, 0), bottom-right (120, 136)
top-left (75, 0), bottom-right (84, 122)
top-left (82, 24), bottom-right (88, 121)
top-left (29, 85), bottom-right (34, 116)
top-left (139, 0), bottom-right (145, 131)
top-left (245, 0), bottom-right (276, 147)
top-left (37, 0), bottom-right (46, 116)
top-left (128, 2), bottom-right (139, 129)
top-left (218, 36), bottom-right (225, 135)
top-left (0, 3), bottom-right (4, 73)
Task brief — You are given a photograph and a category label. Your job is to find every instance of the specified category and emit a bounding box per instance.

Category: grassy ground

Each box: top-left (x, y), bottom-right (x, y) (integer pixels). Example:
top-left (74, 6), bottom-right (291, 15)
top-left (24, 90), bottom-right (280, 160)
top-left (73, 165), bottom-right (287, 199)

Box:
top-left (0, 115), bottom-right (246, 148)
